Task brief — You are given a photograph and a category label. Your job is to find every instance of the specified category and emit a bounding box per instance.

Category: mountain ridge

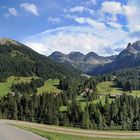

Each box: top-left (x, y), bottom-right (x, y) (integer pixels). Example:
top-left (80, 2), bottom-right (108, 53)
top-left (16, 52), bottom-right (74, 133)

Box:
top-left (91, 40), bottom-right (140, 75)
top-left (49, 51), bottom-right (117, 72)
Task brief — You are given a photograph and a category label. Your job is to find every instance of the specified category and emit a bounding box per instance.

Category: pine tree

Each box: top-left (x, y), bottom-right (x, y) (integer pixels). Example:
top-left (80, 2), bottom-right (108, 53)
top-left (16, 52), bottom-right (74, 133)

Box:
top-left (82, 104), bottom-right (91, 129)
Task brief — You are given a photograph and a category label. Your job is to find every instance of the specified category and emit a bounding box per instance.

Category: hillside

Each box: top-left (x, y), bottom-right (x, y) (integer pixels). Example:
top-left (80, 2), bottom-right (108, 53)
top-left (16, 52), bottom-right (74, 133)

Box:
top-left (49, 51), bottom-right (116, 72)
top-left (0, 38), bottom-right (80, 81)
top-left (91, 40), bottom-right (140, 74)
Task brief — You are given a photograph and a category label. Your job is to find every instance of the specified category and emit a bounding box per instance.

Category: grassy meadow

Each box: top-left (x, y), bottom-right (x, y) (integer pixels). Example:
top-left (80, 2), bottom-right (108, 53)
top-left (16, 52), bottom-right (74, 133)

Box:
top-left (37, 79), bottom-right (62, 94)
top-left (0, 76), bottom-right (62, 97)
top-left (97, 81), bottom-right (123, 95)
top-left (0, 76), bottom-right (36, 97)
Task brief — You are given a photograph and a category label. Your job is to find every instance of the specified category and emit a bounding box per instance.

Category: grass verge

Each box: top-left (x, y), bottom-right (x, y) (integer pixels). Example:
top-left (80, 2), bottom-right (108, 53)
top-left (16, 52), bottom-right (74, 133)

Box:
top-left (13, 124), bottom-right (140, 140)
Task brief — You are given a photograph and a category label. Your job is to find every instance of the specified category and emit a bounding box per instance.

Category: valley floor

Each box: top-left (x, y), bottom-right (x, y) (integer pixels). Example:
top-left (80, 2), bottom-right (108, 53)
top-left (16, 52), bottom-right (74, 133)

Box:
top-left (2, 120), bottom-right (140, 140)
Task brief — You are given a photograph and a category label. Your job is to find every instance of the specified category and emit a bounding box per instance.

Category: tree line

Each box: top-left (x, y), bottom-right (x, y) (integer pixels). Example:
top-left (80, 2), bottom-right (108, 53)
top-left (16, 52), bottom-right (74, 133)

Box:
top-left (114, 67), bottom-right (140, 92)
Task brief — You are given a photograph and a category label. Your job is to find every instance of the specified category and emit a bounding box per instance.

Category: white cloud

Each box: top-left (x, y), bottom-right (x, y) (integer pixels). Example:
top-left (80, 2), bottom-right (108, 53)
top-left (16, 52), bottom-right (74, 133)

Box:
top-left (74, 17), bottom-right (106, 30)
top-left (107, 22), bottom-right (123, 29)
top-left (65, 6), bottom-right (94, 15)
top-left (20, 3), bottom-right (39, 16)
top-left (25, 42), bottom-right (48, 54)
top-left (68, 6), bottom-right (86, 13)
top-left (124, 0), bottom-right (140, 32)
top-left (8, 8), bottom-right (18, 16)
top-left (5, 8), bottom-right (18, 17)
top-left (101, 1), bottom-right (122, 15)
top-left (48, 17), bottom-right (61, 24)
top-left (99, 1), bottom-right (123, 23)
top-left (99, 0), bottom-right (140, 32)
top-left (23, 24), bottom-right (128, 56)
top-left (99, 0), bottom-right (139, 32)
top-left (123, 5), bottom-right (137, 17)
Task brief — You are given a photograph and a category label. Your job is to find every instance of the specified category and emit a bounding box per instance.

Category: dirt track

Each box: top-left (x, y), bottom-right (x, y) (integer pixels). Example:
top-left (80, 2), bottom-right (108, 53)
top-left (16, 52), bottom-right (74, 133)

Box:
top-left (2, 120), bottom-right (140, 139)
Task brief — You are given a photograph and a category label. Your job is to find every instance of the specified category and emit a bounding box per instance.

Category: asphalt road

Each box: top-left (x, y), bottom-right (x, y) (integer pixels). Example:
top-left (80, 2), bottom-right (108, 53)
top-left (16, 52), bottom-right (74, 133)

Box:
top-left (0, 122), bottom-right (47, 140)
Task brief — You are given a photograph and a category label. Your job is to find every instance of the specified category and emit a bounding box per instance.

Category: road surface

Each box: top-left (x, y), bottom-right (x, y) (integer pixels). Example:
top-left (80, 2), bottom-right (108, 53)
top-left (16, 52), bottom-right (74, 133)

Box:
top-left (0, 122), bottom-right (47, 140)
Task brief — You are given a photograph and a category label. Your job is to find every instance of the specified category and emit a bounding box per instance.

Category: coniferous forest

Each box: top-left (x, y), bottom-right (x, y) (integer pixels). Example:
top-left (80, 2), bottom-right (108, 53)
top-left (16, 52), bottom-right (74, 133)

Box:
top-left (1, 72), bottom-right (140, 131)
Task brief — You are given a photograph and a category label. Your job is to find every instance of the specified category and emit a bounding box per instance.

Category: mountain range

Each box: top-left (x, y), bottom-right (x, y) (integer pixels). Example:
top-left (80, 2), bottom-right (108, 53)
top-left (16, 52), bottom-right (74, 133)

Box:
top-left (49, 40), bottom-right (140, 75)
top-left (49, 51), bottom-right (116, 72)
top-left (1, 37), bottom-right (140, 77)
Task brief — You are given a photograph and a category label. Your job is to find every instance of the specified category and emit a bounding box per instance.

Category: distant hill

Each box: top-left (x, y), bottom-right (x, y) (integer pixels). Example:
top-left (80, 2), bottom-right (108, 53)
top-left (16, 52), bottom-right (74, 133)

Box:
top-left (49, 51), bottom-right (116, 72)
top-left (91, 40), bottom-right (140, 75)
top-left (0, 38), bottom-right (80, 81)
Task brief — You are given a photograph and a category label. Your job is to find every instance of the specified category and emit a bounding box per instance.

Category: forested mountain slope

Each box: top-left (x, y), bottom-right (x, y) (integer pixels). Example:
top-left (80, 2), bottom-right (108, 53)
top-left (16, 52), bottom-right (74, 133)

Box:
top-left (0, 38), bottom-right (80, 81)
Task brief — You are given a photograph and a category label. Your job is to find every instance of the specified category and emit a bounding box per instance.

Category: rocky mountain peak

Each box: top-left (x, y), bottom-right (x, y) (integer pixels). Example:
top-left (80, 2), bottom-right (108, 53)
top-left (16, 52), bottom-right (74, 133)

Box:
top-left (69, 51), bottom-right (84, 57)
top-left (68, 52), bottom-right (84, 61)
top-left (85, 52), bottom-right (99, 59)
top-left (51, 51), bottom-right (65, 56)
top-left (132, 40), bottom-right (140, 51)
top-left (124, 41), bottom-right (140, 55)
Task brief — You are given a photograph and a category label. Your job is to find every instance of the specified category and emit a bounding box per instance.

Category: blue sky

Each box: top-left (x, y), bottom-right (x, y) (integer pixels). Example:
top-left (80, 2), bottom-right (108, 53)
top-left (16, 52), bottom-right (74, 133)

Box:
top-left (0, 0), bottom-right (140, 56)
